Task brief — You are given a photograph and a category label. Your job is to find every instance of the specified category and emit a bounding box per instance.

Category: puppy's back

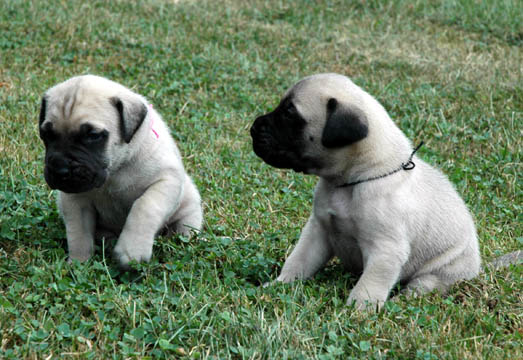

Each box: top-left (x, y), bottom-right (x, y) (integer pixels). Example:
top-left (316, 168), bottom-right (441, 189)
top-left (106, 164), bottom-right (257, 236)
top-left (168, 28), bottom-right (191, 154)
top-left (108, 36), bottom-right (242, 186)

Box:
top-left (403, 158), bottom-right (480, 282)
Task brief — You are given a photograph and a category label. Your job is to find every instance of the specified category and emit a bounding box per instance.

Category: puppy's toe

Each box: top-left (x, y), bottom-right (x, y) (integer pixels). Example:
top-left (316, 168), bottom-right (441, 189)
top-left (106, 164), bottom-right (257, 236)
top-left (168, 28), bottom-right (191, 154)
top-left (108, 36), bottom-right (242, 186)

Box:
top-left (113, 245), bottom-right (151, 270)
top-left (276, 272), bottom-right (299, 283)
top-left (113, 251), bottom-right (132, 270)
top-left (262, 279), bottom-right (280, 288)
top-left (67, 253), bottom-right (92, 263)
top-left (347, 297), bottom-right (383, 311)
top-left (347, 290), bottom-right (384, 311)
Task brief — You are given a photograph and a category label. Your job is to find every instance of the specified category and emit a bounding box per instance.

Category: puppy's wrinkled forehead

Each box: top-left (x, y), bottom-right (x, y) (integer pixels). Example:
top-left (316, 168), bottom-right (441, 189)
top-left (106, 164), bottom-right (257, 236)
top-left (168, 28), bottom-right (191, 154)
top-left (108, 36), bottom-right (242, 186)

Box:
top-left (42, 78), bottom-right (116, 134)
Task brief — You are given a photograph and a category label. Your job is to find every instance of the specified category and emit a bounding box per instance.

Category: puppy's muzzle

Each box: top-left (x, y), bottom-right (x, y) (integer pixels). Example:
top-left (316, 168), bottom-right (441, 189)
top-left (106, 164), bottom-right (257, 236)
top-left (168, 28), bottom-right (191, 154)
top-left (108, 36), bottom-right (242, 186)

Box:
top-left (250, 115), bottom-right (310, 172)
top-left (250, 117), bottom-right (272, 159)
top-left (250, 115), bottom-right (287, 165)
top-left (45, 153), bottom-right (107, 193)
top-left (47, 156), bottom-right (72, 180)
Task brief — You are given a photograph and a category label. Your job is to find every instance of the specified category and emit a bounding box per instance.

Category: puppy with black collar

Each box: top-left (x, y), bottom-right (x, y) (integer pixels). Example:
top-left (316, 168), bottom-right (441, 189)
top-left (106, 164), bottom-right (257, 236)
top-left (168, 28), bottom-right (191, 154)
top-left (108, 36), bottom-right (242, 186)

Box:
top-left (39, 75), bottom-right (203, 268)
top-left (250, 73), bottom-right (483, 309)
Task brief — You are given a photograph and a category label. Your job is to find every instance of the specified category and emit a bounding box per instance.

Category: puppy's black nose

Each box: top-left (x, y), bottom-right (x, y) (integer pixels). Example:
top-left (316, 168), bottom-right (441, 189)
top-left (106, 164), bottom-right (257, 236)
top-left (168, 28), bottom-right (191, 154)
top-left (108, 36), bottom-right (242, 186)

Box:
top-left (48, 156), bottom-right (71, 179)
top-left (54, 166), bottom-right (71, 178)
top-left (251, 116), bottom-right (268, 137)
top-left (250, 120), bottom-right (260, 136)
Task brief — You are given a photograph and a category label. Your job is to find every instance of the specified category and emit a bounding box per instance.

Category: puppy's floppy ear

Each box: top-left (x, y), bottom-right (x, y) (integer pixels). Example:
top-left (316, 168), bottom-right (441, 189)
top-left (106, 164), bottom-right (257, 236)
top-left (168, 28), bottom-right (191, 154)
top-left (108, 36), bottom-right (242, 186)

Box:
top-left (321, 98), bottom-right (368, 148)
top-left (39, 96), bottom-right (47, 127)
top-left (110, 96), bottom-right (147, 144)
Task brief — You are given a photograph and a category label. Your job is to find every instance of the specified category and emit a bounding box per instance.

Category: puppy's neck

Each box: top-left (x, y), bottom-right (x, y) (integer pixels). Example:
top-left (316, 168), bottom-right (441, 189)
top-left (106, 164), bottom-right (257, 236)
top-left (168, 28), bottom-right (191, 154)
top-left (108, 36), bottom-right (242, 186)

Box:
top-left (335, 127), bottom-right (414, 187)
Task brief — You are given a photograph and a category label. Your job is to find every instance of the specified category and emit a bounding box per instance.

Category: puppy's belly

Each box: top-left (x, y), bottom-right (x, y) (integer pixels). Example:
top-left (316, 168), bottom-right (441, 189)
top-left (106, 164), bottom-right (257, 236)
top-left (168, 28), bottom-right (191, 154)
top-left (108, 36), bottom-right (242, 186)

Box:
top-left (320, 210), bottom-right (364, 274)
top-left (315, 187), bottom-right (364, 273)
top-left (329, 232), bottom-right (364, 274)
top-left (92, 193), bottom-right (136, 233)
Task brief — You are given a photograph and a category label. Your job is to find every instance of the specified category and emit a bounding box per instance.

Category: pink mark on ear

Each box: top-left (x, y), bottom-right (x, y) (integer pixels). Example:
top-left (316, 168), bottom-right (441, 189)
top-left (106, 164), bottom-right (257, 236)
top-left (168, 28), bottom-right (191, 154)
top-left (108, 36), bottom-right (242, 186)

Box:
top-left (149, 104), bottom-right (159, 139)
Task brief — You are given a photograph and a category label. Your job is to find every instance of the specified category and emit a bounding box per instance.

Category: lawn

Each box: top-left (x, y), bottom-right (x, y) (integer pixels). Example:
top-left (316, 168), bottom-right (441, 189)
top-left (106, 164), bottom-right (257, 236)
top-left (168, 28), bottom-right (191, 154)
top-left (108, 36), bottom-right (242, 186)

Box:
top-left (0, 0), bottom-right (521, 358)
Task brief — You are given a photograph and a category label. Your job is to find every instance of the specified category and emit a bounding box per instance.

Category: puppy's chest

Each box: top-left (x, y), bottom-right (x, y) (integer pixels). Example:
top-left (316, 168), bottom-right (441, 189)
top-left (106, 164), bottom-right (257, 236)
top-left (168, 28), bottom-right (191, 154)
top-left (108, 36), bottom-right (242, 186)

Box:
top-left (314, 187), bottom-right (364, 270)
top-left (92, 188), bottom-right (143, 230)
top-left (315, 189), bottom-right (358, 237)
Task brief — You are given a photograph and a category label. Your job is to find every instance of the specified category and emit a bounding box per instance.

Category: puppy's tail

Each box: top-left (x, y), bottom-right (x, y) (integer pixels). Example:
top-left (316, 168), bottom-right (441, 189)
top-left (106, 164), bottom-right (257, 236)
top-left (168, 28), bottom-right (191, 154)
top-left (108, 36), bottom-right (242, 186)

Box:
top-left (484, 250), bottom-right (522, 271)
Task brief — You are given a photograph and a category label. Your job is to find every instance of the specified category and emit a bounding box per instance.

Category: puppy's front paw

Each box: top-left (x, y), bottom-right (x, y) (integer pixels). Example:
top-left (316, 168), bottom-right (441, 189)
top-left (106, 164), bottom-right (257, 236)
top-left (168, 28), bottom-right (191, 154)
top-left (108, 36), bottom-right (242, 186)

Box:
top-left (113, 236), bottom-right (153, 269)
top-left (347, 287), bottom-right (385, 311)
top-left (262, 280), bottom-right (275, 288)
top-left (67, 253), bottom-right (92, 263)
top-left (276, 273), bottom-right (298, 283)
top-left (67, 254), bottom-right (91, 264)
top-left (276, 264), bottom-right (310, 283)
top-left (346, 295), bottom-right (383, 311)
top-left (261, 271), bottom-right (300, 288)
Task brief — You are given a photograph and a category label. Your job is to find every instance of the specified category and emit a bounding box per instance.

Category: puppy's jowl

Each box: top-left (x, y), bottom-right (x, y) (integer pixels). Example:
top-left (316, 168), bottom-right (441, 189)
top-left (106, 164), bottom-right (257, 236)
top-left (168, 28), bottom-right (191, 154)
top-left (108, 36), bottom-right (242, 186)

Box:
top-left (39, 75), bottom-right (203, 268)
top-left (251, 73), bottom-right (483, 309)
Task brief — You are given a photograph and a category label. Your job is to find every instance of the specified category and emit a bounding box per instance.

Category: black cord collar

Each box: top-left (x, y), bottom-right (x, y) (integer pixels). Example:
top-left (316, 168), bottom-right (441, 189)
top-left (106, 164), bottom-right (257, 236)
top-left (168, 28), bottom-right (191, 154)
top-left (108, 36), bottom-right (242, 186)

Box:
top-left (338, 142), bottom-right (424, 188)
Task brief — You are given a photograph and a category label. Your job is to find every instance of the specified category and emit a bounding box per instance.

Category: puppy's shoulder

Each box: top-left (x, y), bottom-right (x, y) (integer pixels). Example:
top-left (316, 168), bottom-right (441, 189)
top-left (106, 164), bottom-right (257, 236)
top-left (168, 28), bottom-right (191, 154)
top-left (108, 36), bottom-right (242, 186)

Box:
top-left (411, 158), bottom-right (460, 196)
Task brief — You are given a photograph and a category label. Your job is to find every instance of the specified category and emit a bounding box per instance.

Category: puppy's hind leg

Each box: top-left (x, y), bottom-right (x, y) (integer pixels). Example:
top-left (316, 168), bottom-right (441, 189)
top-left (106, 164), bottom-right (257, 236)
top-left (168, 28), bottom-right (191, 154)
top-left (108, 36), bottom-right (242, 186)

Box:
top-left (401, 273), bottom-right (450, 297)
top-left (167, 176), bottom-right (203, 237)
top-left (398, 244), bottom-right (481, 299)
top-left (276, 215), bottom-right (333, 283)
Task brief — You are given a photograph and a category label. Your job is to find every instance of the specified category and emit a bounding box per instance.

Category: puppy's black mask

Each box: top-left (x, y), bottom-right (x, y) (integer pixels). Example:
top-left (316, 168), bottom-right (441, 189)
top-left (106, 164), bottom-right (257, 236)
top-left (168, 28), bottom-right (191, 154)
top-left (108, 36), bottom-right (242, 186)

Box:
top-left (39, 97), bottom-right (109, 194)
top-left (250, 96), bottom-right (318, 173)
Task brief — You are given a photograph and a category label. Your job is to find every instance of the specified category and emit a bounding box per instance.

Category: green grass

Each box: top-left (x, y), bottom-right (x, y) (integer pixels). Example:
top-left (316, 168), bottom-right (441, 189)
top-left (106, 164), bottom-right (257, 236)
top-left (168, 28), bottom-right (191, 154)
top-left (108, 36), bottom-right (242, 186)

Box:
top-left (0, 0), bottom-right (521, 358)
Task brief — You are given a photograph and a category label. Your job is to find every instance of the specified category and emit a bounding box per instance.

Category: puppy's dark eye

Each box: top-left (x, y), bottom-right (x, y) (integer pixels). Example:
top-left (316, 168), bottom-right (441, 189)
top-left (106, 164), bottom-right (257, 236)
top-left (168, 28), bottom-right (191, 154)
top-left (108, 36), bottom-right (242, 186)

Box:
top-left (40, 126), bottom-right (57, 142)
top-left (84, 130), bottom-right (106, 143)
top-left (285, 101), bottom-right (296, 114)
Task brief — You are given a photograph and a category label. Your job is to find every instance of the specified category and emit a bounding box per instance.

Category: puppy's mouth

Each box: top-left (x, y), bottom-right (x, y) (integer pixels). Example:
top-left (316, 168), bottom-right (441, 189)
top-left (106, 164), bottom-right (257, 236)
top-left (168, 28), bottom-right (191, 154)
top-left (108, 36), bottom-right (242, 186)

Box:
top-left (291, 158), bottom-right (319, 174)
top-left (251, 110), bottom-right (322, 174)
top-left (252, 140), bottom-right (318, 174)
top-left (293, 166), bottom-right (310, 174)
top-left (45, 165), bottom-right (107, 193)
